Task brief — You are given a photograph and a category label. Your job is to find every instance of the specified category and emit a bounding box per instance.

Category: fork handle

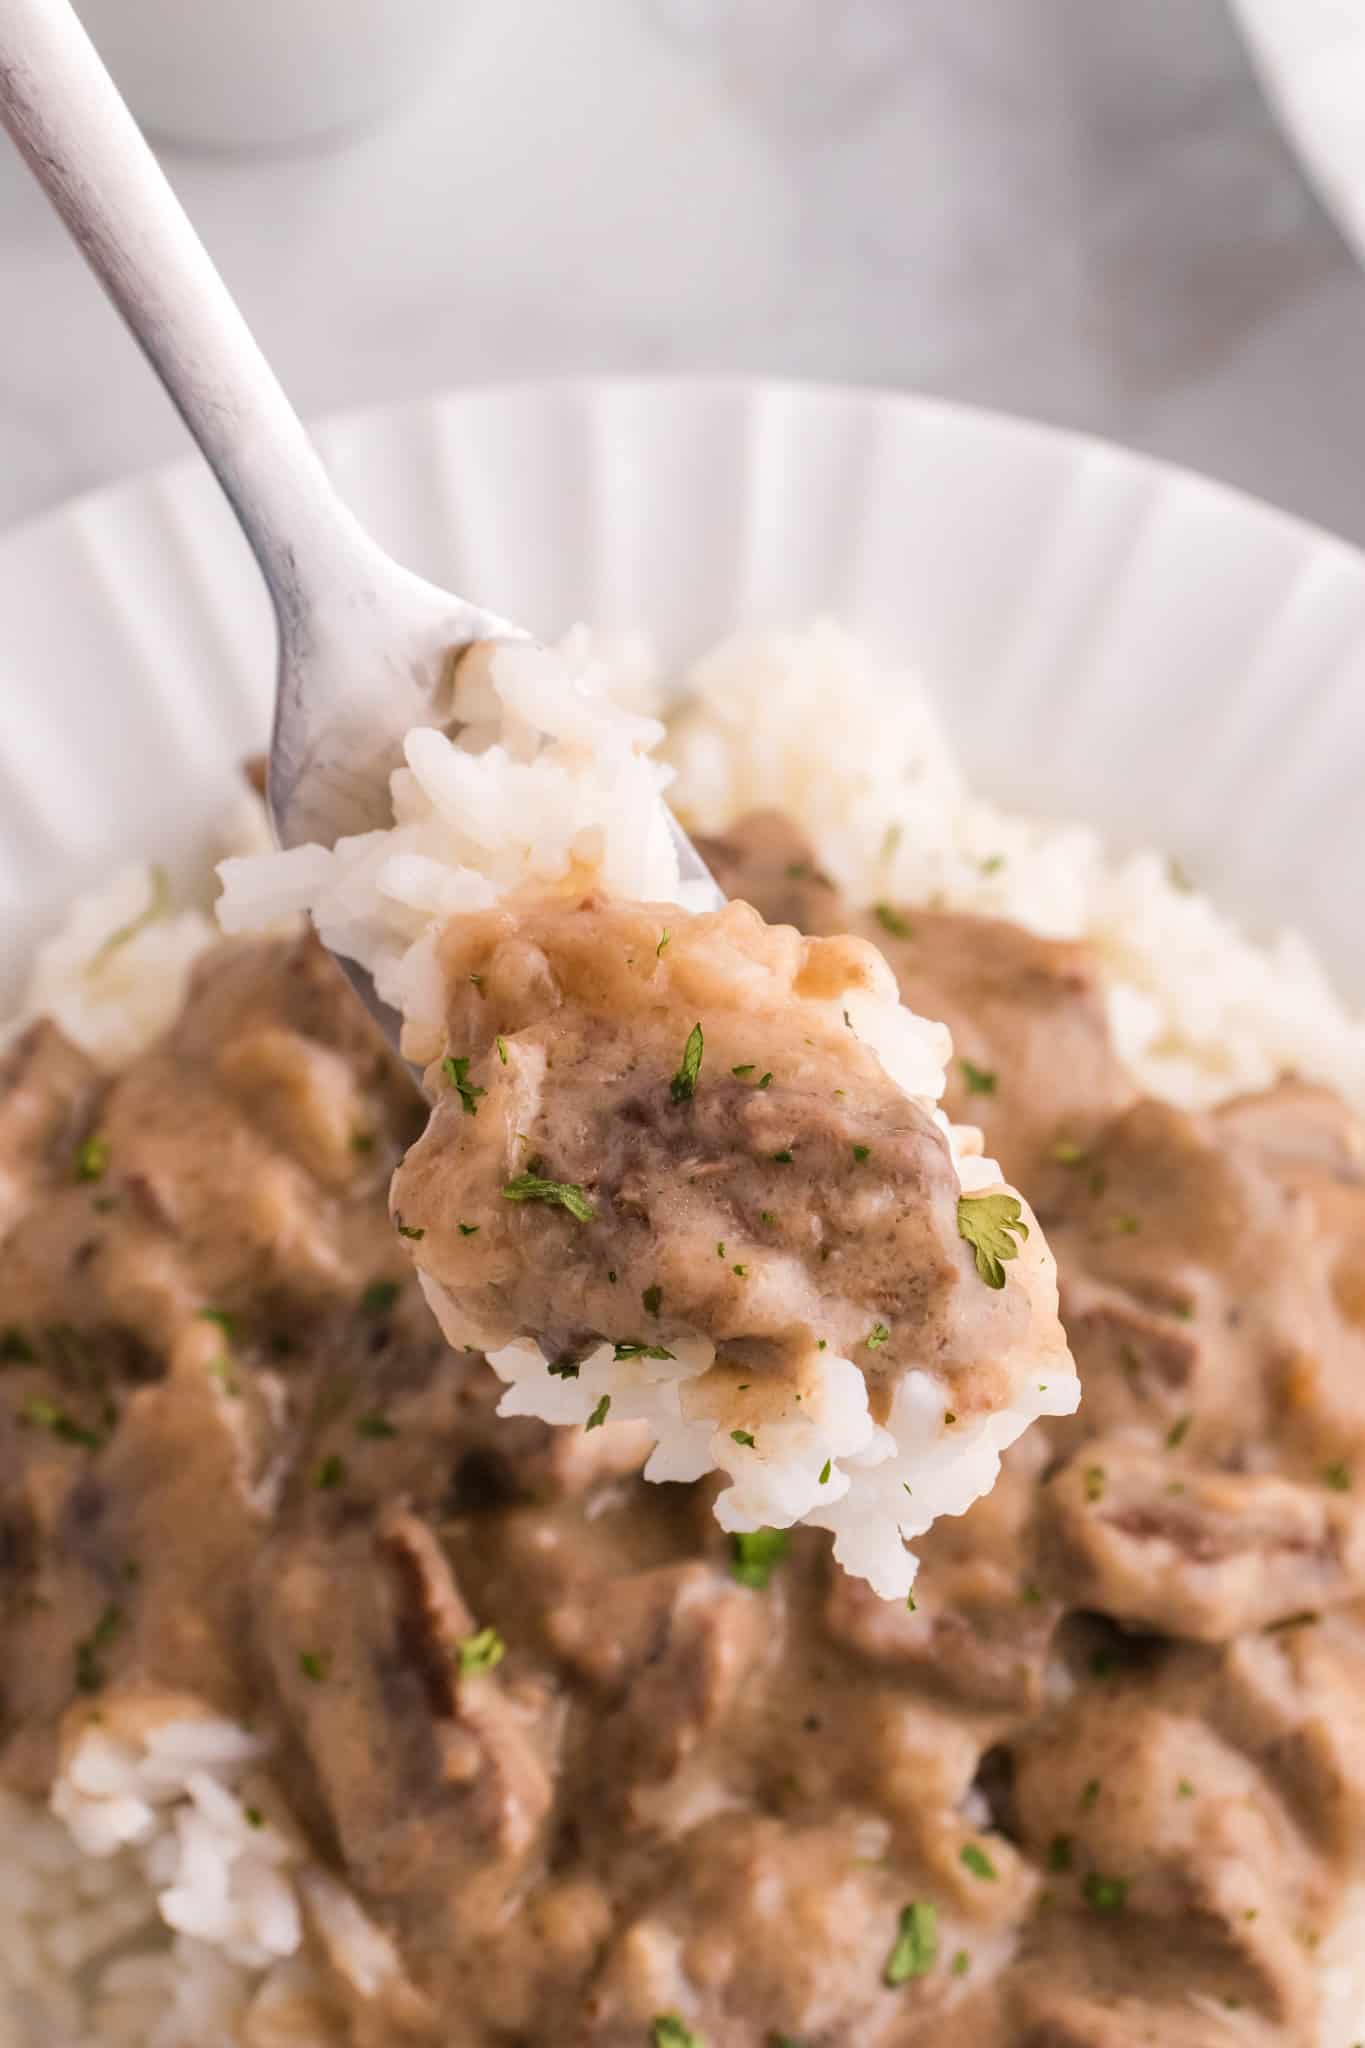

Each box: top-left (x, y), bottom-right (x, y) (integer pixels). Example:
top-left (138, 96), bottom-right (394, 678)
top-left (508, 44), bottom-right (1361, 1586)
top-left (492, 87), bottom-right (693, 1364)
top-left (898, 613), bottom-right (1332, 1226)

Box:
top-left (0, 0), bottom-right (370, 609)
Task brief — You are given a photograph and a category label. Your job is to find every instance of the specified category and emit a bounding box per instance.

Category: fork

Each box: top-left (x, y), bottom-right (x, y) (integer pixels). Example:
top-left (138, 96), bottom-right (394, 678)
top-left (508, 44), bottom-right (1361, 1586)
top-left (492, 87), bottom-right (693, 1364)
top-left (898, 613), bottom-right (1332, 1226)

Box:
top-left (0, 0), bottom-right (719, 1038)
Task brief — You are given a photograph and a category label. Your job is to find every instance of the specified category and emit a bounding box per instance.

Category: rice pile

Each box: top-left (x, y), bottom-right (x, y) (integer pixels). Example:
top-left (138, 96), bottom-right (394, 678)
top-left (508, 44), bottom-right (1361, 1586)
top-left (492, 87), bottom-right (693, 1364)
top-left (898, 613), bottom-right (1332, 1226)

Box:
top-left (7, 617), bottom-right (1365, 2047)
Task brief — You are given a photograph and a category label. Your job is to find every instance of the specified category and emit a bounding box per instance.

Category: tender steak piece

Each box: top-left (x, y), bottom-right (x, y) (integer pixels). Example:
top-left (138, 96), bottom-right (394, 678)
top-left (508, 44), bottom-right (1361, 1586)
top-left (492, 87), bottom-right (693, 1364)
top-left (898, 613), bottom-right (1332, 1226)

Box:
top-left (394, 893), bottom-right (1065, 1415)
top-left (696, 809), bottom-right (1137, 1184)
top-left (1011, 1686), bottom-right (1324, 2037)
top-left (581, 1811), bottom-right (966, 2047)
top-left (850, 904), bottom-right (1137, 1189)
top-left (1043, 1441), bottom-right (1365, 1639)
top-left (695, 807), bottom-right (845, 935)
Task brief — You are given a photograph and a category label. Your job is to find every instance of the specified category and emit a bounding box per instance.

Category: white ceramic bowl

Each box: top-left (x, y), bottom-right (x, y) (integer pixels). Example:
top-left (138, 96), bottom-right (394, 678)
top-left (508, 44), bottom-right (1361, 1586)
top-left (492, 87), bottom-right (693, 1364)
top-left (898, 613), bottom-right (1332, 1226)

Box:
top-left (74, 0), bottom-right (458, 152)
top-left (4, 377), bottom-right (1364, 1010)
top-left (1230, 0), bottom-right (1365, 267)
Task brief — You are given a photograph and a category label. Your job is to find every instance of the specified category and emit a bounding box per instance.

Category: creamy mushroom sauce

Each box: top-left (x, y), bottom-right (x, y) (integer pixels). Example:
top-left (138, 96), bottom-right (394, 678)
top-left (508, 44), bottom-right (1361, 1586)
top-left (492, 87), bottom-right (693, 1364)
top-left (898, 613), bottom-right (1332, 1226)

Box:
top-left (3, 812), bottom-right (1365, 2045)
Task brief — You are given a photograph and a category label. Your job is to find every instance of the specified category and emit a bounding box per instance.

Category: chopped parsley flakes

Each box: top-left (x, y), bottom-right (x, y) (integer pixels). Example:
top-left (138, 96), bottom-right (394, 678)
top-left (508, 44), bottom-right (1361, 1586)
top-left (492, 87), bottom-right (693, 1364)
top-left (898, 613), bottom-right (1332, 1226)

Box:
top-left (74, 1603), bottom-right (123, 1694)
top-left (852, 1144), bottom-right (870, 1163)
top-left (1083, 1464), bottom-right (1106, 1503)
top-left (730, 1429), bottom-right (756, 1448)
top-left (1047, 1833), bottom-right (1074, 1872)
top-left (960, 1842), bottom-right (998, 1881)
top-left (441, 1055), bottom-right (485, 1116)
top-left (772, 1150), bottom-right (794, 1165)
top-left (865, 1322), bottom-right (891, 1349)
top-left (656, 928), bottom-right (671, 957)
top-left (316, 1454), bottom-right (347, 1491)
top-left (502, 1174), bottom-right (595, 1223)
top-left (457, 1222), bottom-right (479, 1237)
top-left (650, 2019), bottom-right (700, 2048)
top-left (959, 1058), bottom-right (997, 1096)
top-left (495, 1035), bottom-right (509, 1065)
top-left (548, 1357), bottom-right (581, 1377)
top-left (457, 1626), bottom-right (505, 1676)
top-left (74, 1135), bottom-right (110, 1182)
top-left (757, 1071), bottom-right (773, 1090)
top-left (731, 1063), bottom-right (755, 1078)
top-left (670, 1022), bottom-right (705, 1104)
top-left (643, 1284), bottom-right (663, 1316)
top-left (730, 1527), bottom-right (789, 1589)
top-left (1051, 1138), bottom-right (1087, 1165)
top-left (299, 1651), bottom-right (329, 1683)
top-left (873, 903), bottom-right (913, 941)
top-left (1324, 1461), bottom-right (1352, 1492)
top-left (360, 1279), bottom-right (401, 1316)
top-left (1166, 1414), bottom-right (1192, 1449)
top-left (356, 1413), bottom-right (397, 1439)
top-left (884, 1900), bottom-right (937, 1984)
top-left (394, 1217), bottom-right (425, 1240)
top-left (0, 1328), bottom-right (36, 1364)
top-left (585, 1394), bottom-right (611, 1432)
top-left (956, 1192), bottom-right (1029, 1289)
top-left (1082, 1872), bottom-right (1129, 1915)
top-left (819, 1459), bottom-right (832, 1484)
top-left (19, 1395), bottom-right (102, 1450)
top-left (614, 1341), bottom-right (675, 1361)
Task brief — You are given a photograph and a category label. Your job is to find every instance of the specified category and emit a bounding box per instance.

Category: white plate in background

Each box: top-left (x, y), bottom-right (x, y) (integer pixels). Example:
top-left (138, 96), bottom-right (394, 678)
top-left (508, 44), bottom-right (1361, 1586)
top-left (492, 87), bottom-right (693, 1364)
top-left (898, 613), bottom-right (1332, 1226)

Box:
top-left (3, 376), bottom-right (1364, 1008)
top-left (1231, 0), bottom-right (1365, 265)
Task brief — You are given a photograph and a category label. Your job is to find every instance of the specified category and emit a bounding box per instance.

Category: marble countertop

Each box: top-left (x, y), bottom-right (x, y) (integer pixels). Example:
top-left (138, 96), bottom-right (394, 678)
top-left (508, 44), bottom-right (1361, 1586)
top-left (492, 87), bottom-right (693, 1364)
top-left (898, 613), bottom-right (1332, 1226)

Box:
top-left (4, 0), bottom-right (1365, 544)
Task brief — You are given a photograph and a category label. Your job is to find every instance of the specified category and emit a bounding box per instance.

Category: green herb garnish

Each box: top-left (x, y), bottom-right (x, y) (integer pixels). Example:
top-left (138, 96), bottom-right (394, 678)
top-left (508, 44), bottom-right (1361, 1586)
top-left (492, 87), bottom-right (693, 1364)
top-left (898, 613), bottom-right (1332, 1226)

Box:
top-left (244, 1805), bottom-right (264, 1828)
top-left (356, 1413), bottom-right (397, 1439)
top-left (1047, 1833), bottom-right (1073, 1871)
top-left (547, 1357), bottom-right (581, 1377)
top-left (819, 1459), bottom-right (832, 1484)
top-left (1166, 1414), bottom-right (1192, 1449)
top-left (772, 1150), bottom-right (793, 1165)
top-left (670, 1022), bottom-right (705, 1104)
top-left (502, 1174), bottom-right (595, 1223)
top-left (956, 1192), bottom-right (1028, 1288)
top-left (731, 1429), bottom-right (756, 1448)
top-left (585, 1394), bottom-right (611, 1431)
top-left (395, 1217), bottom-right (425, 1240)
top-left (457, 1222), bottom-right (479, 1237)
top-left (0, 1328), bottom-right (36, 1364)
top-left (731, 1064), bottom-right (755, 1078)
top-left (88, 866), bottom-right (170, 970)
top-left (730, 1527), bottom-right (789, 1589)
top-left (495, 1035), bottom-right (509, 1065)
top-left (874, 903), bottom-right (913, 940)
top-left (441, 1055), bottom-right (485, 1116)
top-left (1325, 1461), bottom-right (1352, 1492)
top-left (457, 1626), bottom-right (505, 1676)
top-left (960, 1843), bottom-right (997, 1881)
top-left (642, 1284), bottom-right (663, 1316)
top-left (74, 1603), bottom-right (123, 1694)
top-left (757, 1071), bottom-right (773, 1090)
top-left (651, 2019), bottom-right (701, 2048)
top-left (614, 1342), bottom-right (675, 1361)
top-left (299, 1651), bottom-right (328, 1683)
top-left (1083, 1465), bottom-right (1106, 1503)
top-left (360, 1279), bottom-right (400, 1315)
top-left (1051, 1139), bottom-right (1087, 1165)
top-left (316, 1454), bottom-right (347, 1490)
top-left (884, 1900), bottom-right (936, 1984)
top-left (866, 1322), bottom-right (890, 1349)
top-left (959, 1058), bottom-right (997, 1096)
top-left (74, 1135), bottom-right (110, 1183)
top-left (19, 1395), bottom-right (102, 1450)
top-left (1082, 1872), bottom-right (1129, 1914)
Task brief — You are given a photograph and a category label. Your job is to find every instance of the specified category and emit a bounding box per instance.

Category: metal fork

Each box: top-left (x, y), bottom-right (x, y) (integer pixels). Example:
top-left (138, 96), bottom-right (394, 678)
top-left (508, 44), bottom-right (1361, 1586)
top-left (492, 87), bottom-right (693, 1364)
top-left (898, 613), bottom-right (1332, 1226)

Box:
top-left (0, 0), bottom-right (719, 1039)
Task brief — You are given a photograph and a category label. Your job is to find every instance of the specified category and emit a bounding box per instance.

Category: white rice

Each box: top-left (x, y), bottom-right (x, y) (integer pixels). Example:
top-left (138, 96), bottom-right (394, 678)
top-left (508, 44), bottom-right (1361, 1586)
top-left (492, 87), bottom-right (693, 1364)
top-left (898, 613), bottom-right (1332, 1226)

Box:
top-left (7, 618), bottom-right (1365, 2044)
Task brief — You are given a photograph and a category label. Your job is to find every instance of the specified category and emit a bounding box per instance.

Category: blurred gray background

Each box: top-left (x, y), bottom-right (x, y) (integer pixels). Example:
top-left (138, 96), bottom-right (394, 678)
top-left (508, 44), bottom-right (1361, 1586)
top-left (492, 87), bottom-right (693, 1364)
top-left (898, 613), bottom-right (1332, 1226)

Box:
top-left (4, 0), bottom-right (1365, 540)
